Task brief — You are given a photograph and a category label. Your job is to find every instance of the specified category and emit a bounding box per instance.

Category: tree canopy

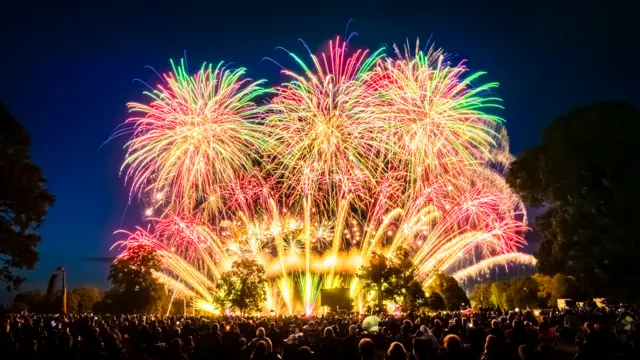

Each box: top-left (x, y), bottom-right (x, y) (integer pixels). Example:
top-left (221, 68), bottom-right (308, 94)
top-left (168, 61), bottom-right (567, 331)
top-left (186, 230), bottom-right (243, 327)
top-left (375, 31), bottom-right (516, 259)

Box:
top-left (214, 258), bottom-right (267, 316)
top-left (469, 283), bottom-right (493, 308)
top-left (12, 286), bottom-right (103, 313)
top-left (533, 273), bottom-right (581, 307)
top-left (102, 244), bottom-right (169, 313)
top-left (404, 279), bottom-right (429, 312)
top-left (426, 292), bottom-right (446, 311)
top-left (507, 102), bottom-right (640, 300)
top-left (13, 289), bottom-right (47, 312)
top-left (67, 286), bottom-right (102, 313)
top-left (470, 274), bottom-right (583, 310)
top-left (508, 277), bottom-right (540, 309)
top-left (0, 102), bottom-right (55, 290)
top-left (357, 247), bottom-right (425, 311)
top-left (426, 271), bottom-right (469, 310)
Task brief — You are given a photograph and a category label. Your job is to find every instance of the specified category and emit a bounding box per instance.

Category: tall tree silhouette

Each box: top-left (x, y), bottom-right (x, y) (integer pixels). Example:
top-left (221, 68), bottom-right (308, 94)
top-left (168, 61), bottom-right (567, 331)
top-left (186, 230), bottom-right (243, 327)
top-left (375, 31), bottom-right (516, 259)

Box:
top-left (508, 102), bottom-right (640, 300)
top-left (0, 102), bottom-right (55, 290)
top-left (105, 244), bottom-right (168, 313)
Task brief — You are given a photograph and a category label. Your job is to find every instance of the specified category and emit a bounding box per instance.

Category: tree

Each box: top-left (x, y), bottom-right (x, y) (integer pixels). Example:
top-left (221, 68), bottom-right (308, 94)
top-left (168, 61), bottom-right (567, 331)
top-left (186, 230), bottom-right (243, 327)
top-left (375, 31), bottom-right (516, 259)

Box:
top-left (383, 247), bottom-right (419, 308)
top-left (13, 290), bottom-right (47, 312)
top-left (490, 282), bottom-right (510, 310)
top-left (533, 273), bottom-right (581, 307)
top-left (483, 277), bottom-right (540, 311)
top-left (102, 244), bottom-right (168, 313)
top-left (470, 283), bottom-right (493, 309)
top-left (426, 271), bottom-right (469, 310)
top-left (68, 286), bottom-right (102, 313)
top-left (358, 252), bottom-right (389, 310)
top-left (0, 103), bottom-right (55, 290)
top-left (357, 247), bottom-right (421, 311)
top-left (9, 301), bottom-right (28, 313)
top-left (427, 292), bottom-right (446, 311)
top-left (404, 280), bottom-right (428, 312)
top-left (13, 289), bottom-right (68, 313)
top-left (509, 277), bottom-right (539, 309)
top-left (214, 258), bottom-right (267, 316)
top-left (507, 102), bottom-right (640, 300)
top-left (12, 287), bottom-right (103, 314)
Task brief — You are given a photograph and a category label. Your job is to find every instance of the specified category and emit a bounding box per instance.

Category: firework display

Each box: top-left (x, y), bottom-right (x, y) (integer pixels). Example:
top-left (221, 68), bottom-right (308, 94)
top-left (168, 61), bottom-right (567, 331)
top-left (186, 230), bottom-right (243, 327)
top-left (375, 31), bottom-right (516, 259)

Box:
top-left (119, 59), bottom-right (267, 213)
top-left (114, 37), bottom-right (532, 315)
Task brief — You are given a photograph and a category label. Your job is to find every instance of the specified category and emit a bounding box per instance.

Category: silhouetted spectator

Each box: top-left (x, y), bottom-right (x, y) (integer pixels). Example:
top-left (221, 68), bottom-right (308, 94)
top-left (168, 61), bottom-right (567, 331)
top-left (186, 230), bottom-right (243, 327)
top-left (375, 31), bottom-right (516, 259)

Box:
top-left (317, 327), bottom-right (340, 360)
top-left (509, 320), bottom-right (527, 348)
top-left (413, 337), bottom-right (435, 360)
top-left (386, 341), bottom-right (407, 360)
top-left (303, 321), bottom-right (321, 343)
top-left (359, 338), bottom-right (375, 360)
top-left (488, 320), bottom-right (505, 344)
top-left (439, 334), bottom-right (467, 360)
top-left (168, 338), bottom-right (188, 360)
top-left (343, 325), bottom-right (360, 360)
top-left (467, 318), bottom-right (486, 358)
top-left (481, 335), bottom-right (507, 360)
top-left (396, 324), bottom-right (413, 354)
top-left (297, 346), bottom-right (314, 360)
top-left (251, 340), bottom-right (268, 360)
top-left (517, 344), bottom-right (540, 360)
top-left (268, 322), bottom-right (282, 349)
top-left (432, 320), bottom-right (444, 343)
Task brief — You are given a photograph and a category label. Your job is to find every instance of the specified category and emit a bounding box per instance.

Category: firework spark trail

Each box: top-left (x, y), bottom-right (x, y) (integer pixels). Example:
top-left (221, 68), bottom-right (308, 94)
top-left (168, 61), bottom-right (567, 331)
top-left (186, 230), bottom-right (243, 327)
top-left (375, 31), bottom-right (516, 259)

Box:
top-left (266, 38), bottom-right (386, 200)
top-left (114, 38), bottom-right (531, 315)
top-left (112, 227), bottom-right (218, 306)
top-left (122, 60), bottom-right (267, 213)
top-left (354, 42), bottom-right (527, 291)
top-left (451, 253), bottom-right (537, 282)
top-left (266, 37), bottom-right (387, 313)
top-left (359, 42), bottom-right (504, 189)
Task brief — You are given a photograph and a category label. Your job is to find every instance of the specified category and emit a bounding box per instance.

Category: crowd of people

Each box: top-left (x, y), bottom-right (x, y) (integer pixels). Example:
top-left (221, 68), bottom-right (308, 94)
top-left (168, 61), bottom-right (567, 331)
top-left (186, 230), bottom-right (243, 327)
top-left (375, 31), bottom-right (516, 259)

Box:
top-left (1, 307), bottom-right (638, 360)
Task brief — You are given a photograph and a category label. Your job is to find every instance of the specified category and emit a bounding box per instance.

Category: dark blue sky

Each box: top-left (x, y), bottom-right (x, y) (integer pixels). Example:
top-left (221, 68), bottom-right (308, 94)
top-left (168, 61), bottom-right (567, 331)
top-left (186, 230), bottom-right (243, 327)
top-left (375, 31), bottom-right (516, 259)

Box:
top-left (1, 0), bottom-right (639, 294)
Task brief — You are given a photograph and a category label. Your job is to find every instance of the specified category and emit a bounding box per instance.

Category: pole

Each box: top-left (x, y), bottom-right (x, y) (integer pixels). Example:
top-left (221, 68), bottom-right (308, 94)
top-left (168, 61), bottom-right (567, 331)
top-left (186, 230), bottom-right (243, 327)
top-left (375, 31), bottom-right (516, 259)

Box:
top-left (62, 268), bottom-right (67, 314)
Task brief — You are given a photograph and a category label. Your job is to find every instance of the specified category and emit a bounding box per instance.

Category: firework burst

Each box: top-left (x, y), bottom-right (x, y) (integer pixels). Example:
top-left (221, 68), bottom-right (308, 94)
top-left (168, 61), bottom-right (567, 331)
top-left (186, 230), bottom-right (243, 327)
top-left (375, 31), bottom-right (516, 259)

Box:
top-left (266, 37), bottom-right (386, 203)
top-left (114, 38), bottom-right (531, 315)
top-left (360, 41), bottom-right (503, 183)
top-left (121, 60), bottom-right (268, 213)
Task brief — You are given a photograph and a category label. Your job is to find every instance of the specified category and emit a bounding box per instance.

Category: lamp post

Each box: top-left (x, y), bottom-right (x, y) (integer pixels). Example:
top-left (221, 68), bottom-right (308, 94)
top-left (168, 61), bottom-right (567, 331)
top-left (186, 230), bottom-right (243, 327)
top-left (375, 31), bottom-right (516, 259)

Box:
top-left (55, 266), bottom-right (67, 314)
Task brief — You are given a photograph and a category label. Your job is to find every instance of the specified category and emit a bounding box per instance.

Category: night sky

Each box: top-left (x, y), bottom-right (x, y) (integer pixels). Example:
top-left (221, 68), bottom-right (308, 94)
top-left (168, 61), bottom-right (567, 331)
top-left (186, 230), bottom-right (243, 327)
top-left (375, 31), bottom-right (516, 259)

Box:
top-left (1, 0), bottom-right (639, 295)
